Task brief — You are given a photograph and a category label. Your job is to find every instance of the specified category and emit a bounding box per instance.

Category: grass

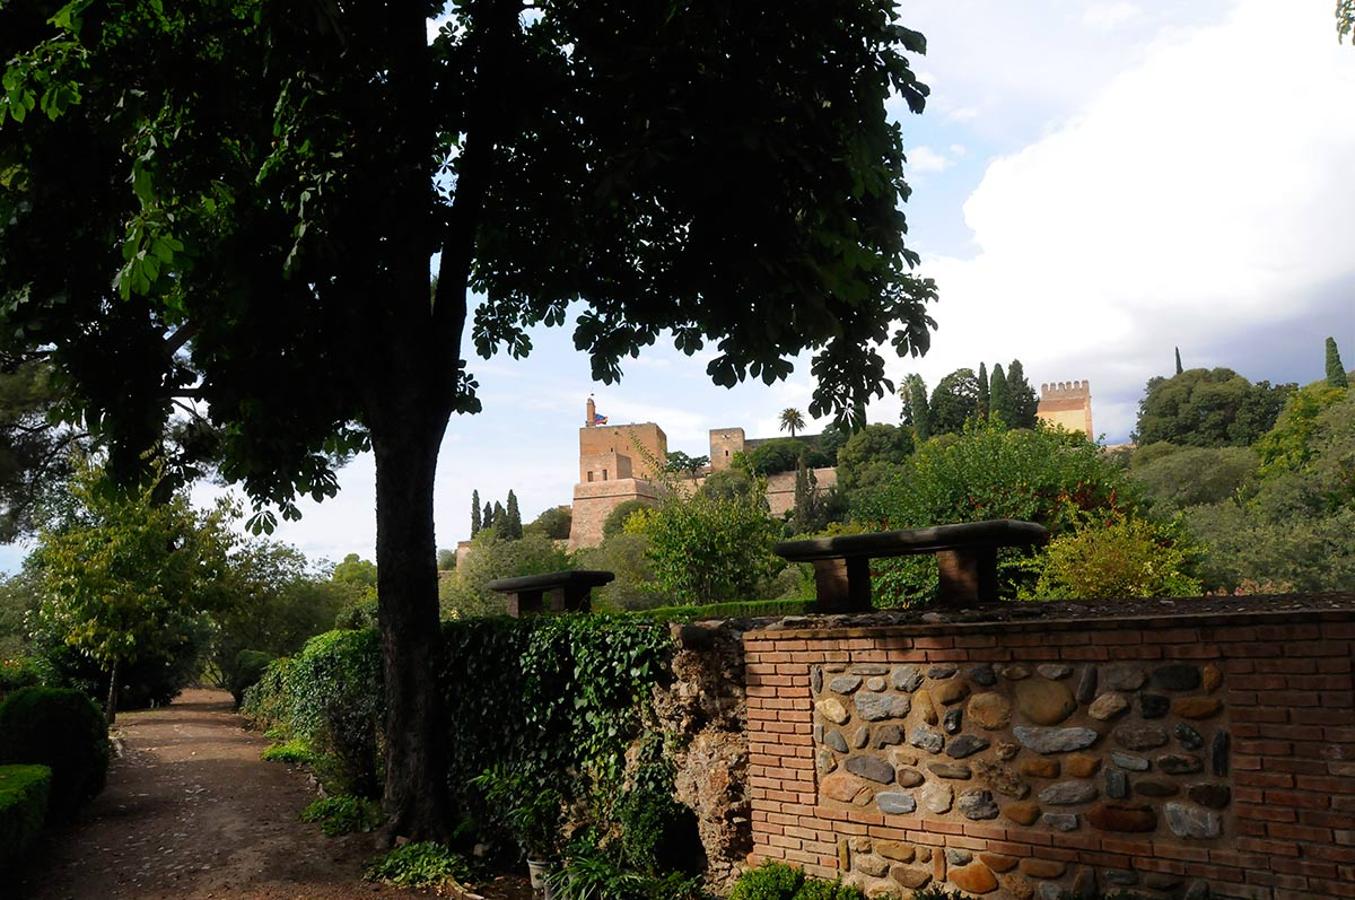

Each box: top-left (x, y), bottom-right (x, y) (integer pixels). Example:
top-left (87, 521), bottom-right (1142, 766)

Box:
top-left (260, 738), bottom-right (315, 764)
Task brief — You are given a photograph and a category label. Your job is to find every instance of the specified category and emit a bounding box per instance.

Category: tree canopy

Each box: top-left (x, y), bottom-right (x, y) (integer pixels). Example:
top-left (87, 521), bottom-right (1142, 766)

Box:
top-left (929, 368), bottom-right (980, 435)
top-left (1134, 368), bottom-right (1293, 447)
top-left (0, 0), bottom-right (938, 836)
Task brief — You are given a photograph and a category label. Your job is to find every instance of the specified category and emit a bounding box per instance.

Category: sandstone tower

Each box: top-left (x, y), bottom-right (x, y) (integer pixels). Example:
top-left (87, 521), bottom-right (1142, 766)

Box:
top-left (569, 398), bottom-right (668, 548)
top-left (1037, 380), bottom-right (1093, 436)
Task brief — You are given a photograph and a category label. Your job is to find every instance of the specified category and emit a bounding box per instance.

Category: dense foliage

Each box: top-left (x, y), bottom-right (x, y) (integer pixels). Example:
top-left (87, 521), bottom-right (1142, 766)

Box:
top-left (439, 531), bottom-right (572, 619)
top-left (246, 616), bottom-right (676, 860)
top-left (0, 686), bottom-right (108, 818)
top-left (1032, 517), bottom-right (1201, 600)
top-left (636, 486), bottom-right (784, 605)
top-left (855, 421), bottom-right (1146, 602)
top-left (1134, 368), bottom-right (1293, 447)
top-left (0, 764), bottom-right (50, 867)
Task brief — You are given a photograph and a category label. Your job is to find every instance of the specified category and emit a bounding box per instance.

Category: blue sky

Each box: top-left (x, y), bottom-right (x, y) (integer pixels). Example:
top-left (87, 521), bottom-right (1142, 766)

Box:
top-left (5, 0), bottom-right (1352, 573)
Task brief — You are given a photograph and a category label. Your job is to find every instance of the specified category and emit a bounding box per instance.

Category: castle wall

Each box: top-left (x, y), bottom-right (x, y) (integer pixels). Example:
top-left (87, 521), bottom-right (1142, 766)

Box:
top-left (568, 477), bottom-right (666, 550)
top-left (765, 467), bottom-right (839, 517)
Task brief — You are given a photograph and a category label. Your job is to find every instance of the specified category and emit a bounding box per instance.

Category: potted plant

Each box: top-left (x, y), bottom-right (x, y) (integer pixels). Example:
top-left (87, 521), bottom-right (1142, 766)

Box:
top-left (472, 764), bottom-right (564, 895)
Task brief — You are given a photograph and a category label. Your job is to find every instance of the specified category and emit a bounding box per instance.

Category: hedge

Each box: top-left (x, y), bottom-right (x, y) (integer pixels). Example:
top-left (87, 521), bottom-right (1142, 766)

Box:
top-left (242, 615), bottom-right (675, 824)
top-left (0, 764), bottom-right (51, 867)
top-left (0, 686), bottom-right (108, 818)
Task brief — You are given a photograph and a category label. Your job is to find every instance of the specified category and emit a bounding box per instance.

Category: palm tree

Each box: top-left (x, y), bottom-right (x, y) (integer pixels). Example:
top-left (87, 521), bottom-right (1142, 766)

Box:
top-left (779, 408), bottom-right (806, 437)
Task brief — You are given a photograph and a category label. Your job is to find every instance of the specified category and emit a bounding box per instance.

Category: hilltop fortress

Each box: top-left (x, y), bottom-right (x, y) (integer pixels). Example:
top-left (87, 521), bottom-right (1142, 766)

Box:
top-left (566, 383), bottom-right (1092, 548)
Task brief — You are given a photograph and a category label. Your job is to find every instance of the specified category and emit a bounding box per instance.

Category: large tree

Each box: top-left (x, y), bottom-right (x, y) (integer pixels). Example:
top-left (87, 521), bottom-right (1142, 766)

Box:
top-left (1006, 359), bottom-right (1039, 428)
top-left (1134, 368), bottom-right (1294, 447)
top-left (1326, 337), bottom-right (1349, 389)
top-left (929, 368), bottom-right (980, 435)
top-left (0, 0), bottom-right (936, 837)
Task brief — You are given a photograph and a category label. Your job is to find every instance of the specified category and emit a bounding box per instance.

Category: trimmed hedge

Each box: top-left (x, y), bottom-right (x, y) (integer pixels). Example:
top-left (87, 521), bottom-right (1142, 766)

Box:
top-left (0, 686), bottom-right (109, 818)
top-left (0, 764), bottom-right (51, 867)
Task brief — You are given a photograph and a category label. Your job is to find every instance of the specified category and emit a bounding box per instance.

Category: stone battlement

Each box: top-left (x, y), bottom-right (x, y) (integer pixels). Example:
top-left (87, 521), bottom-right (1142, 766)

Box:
top-left (1040, 380), bottom-right (1091, 399)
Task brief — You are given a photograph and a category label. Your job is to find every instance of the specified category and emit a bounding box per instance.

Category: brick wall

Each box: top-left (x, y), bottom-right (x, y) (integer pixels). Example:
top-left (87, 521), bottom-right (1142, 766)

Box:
top-left (743, 608), bottom-right (1355, 899)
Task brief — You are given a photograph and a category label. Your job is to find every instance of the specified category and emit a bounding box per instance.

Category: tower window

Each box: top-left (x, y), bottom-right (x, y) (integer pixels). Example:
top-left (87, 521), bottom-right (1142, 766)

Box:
top-left (603, 469), bottom-right (608, 481)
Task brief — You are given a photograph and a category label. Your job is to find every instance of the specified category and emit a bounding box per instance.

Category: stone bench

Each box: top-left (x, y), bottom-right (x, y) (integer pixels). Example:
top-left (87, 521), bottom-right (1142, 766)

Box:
top-left (487, 569), bottom-right (615, 617)
top-left (774, 519), bottom-right (1049, 611)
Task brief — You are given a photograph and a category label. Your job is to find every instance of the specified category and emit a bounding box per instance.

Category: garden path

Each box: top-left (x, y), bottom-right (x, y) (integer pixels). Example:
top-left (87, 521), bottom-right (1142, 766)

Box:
top-left (16, 688), bottom-right (438, 900)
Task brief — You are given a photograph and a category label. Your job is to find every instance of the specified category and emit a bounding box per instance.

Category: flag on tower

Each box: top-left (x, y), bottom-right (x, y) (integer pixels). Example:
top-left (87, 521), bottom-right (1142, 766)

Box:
top-left (593, 411), bottom-right (608, 425)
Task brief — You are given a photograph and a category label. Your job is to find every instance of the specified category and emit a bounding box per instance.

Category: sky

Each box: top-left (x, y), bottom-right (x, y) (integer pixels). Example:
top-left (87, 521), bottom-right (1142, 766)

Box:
top-left (7, 0), bottom-right (1353, 572)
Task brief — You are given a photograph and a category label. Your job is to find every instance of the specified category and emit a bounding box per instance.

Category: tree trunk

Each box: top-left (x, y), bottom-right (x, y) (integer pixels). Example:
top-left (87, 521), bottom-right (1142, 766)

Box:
top-left (371, 410), bottom-right (455, 842)
top-left (106, 658), bottom-right (119, 725)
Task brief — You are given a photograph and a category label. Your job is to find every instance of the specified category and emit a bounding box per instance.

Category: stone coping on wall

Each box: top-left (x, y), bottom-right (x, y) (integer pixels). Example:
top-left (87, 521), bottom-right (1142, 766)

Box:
top-left (733, 592), bottom-right (1355, 641)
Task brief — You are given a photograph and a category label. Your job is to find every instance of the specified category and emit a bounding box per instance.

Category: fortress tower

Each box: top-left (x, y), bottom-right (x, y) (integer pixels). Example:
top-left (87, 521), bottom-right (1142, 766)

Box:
top-left (1037, 380), bottom-right (1094, 437)
top-left (569, 398), bottom-right (668, 548)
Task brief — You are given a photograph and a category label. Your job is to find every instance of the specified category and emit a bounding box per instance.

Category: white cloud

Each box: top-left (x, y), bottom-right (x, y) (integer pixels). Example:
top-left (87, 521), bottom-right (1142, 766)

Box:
top-left (893, 0), bottom-right (1355, 440)
top-left (907, 145), bottom-right (953, 173)
top-left (1083, 2), bottom-right (1142, 31)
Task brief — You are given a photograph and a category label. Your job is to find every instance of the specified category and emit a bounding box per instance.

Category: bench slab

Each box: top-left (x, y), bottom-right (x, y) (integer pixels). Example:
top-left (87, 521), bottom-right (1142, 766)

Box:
top-left (487, 569), bottom-right (615, 617)
top-left (775, 519), bottom-right (1048, 610)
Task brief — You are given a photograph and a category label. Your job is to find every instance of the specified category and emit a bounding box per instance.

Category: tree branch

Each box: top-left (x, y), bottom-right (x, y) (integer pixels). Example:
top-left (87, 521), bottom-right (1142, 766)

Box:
top-left (432, 0), bottom-right (521, 350)
top-left (164, 322), bottom-right (199, 356)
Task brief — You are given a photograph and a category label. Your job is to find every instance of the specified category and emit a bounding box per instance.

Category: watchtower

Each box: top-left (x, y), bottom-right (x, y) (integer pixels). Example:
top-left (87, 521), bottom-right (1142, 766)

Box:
top-left (1037, 380), bottom-right (1094, 437)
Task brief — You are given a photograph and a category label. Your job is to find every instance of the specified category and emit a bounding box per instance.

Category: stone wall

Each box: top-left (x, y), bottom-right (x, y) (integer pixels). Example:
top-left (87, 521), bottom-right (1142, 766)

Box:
top-left (567, 477), bottom-right (664, 549)
top-left (765, 467), bottom-right (839, 518)
top-left (741, 602), bottom-right (1355, 899)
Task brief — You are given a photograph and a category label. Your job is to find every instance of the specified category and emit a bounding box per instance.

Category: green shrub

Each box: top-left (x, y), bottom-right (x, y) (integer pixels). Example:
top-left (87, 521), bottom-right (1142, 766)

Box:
top-left (546, 850), bottom-right (704, 900)
top-left (1031, 517), bottom-right (1202, 600)
top-left (240, 656), bottom-right (294, 733)
top-left (0, 686), bottom-right (108, 818)
top-left (300, 794), bottom-right (383, 836)
top-left (286, 629), bottom-right (383, 796)
top-left (261, 739), bottom-right (315, 765)
top-left (0, 764), bottom-right (50, 867)
top-left (604, 499), bottom-right (654, 539)
top-left (228, 649), bottom-right (275, 706)
top-left (728, 862), bottom-right (864, 900)
top-left (364, 841), bottom-right (470, 890)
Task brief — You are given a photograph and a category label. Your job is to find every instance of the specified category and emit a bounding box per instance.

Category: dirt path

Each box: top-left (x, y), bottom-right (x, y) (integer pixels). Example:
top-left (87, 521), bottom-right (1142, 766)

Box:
top-left (15, 688), bottom-right (525, 900)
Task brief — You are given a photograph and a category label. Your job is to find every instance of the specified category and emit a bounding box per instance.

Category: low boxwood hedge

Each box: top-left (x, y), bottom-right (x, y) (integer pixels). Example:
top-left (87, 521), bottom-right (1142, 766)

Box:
top-left (0, 686), bottom-right (109, 818)
top-left (0, 764), bottom-right (51, 867)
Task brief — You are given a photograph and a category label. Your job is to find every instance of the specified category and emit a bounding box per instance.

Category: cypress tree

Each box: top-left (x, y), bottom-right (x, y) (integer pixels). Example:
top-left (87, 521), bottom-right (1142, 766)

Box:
top-left (493, 501), bottom-right (506, 528)
top-left (977, 362), bottom-right (990, 420)
top-left (1327, 337), bottom-right (1349, 388)
top-left (504, 490), bottom-right (523, 539)
top-left (1174, 347), bottom-right (1183, 376)
top-left (470, 490), bottom-right (481, 536)
top-left (1007, 359), bottom-right (1039, 428)
top-left (905, 374), bottom-right (931, 441)
top-left (483, 501), bottom-right (495, 529)
top-left (989, 363), bottom-right (1011, 426)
